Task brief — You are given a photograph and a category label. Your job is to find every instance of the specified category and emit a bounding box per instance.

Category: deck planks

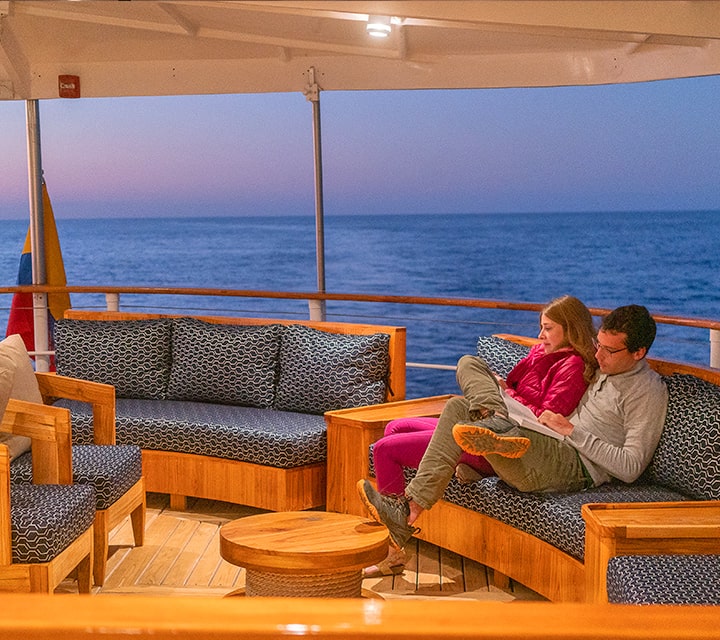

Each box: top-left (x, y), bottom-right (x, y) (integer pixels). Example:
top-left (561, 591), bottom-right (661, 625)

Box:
top-left (57, 493), bottom-right (545, 601)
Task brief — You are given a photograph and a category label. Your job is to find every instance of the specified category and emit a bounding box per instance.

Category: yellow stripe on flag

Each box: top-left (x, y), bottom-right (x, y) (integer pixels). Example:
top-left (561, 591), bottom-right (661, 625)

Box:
top-left (19, 182), bottom-right (71, 320)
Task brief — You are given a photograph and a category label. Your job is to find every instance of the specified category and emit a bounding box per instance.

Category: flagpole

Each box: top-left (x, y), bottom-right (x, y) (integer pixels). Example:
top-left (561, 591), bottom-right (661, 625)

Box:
top-left (25, 99), bottom-right (50, 372)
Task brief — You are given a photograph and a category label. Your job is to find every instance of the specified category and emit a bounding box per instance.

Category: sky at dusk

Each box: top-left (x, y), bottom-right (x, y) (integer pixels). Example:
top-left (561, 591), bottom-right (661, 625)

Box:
top-left (1, 74), bottom-right (719, 220)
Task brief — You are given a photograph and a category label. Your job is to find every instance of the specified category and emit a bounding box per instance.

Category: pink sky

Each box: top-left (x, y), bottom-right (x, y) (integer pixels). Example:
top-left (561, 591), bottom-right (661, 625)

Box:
top-left (1, 76), bottom-right (719, 219)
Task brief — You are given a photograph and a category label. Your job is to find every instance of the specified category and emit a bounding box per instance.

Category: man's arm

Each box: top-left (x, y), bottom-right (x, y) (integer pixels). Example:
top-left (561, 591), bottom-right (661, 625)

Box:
top-left (565, 374), bottom-right (668, 483)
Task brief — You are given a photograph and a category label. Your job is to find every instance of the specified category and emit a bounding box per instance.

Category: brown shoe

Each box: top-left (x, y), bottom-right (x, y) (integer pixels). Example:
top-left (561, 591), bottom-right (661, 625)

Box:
top-left (453, 424), bottom-right (530, 458)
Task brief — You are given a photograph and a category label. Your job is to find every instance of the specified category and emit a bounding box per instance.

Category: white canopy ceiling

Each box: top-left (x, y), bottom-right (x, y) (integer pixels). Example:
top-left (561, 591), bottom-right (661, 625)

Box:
top-left (2, 0), bottom-right (720, 100)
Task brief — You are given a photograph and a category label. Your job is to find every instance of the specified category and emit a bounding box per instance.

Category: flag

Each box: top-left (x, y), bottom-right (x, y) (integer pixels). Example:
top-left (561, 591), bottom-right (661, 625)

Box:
top-left (6, 181), bottom-right (71, 365)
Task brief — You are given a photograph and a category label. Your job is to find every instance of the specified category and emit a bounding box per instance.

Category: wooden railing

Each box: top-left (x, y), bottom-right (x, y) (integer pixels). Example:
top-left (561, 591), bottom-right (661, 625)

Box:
top-left (2, 285), bottom-right (719, 369)
top-left (1, 594), bottom-right (719, 639)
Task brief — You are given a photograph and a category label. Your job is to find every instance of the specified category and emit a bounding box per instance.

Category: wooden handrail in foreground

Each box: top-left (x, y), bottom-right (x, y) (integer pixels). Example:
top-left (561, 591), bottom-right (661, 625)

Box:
top-left (0, 595), bottom-right (719, 639)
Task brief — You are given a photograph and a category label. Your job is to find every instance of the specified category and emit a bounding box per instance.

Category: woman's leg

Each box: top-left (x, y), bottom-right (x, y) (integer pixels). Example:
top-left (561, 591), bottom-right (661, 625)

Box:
top-left (459, 451), bottom-right (495, 476)
top-left (384, 417), bottom-right (438, 437)
top-left (374, 430), bottom-right (435, 495)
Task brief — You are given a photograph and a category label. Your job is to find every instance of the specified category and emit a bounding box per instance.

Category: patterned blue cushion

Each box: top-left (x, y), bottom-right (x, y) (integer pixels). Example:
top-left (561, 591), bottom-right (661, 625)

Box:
top-left (368, 446), bottom-right (687, 561)
top-left (642, 374), bottom-right (720, 500)
top-left (11, 444), bottom-right (143, 510)
top-left (167, 318), bottom-right (282, 408)
top-left (607, 554), bottom-right (720, 605)
top-left (10, 483), bottom-right (95, 563)
top-left (469, 477), bottom-right (687, 560)
top-left (476, 336), bottom-right (530, 378)
top-left (274, 324), bottom-right (390, 414)
top-left (54, 319), bottom-right (172, 399)
top-left (55, 398), bottom-right (326, 468)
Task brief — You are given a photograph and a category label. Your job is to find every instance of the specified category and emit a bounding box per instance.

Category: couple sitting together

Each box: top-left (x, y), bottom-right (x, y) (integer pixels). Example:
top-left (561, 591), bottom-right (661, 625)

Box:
top-left (357, 297), bottom-right (668, 576)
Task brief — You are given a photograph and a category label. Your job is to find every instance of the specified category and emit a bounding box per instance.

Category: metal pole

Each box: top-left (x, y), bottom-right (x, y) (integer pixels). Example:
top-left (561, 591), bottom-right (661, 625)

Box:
top-left (25, 99), bottom-right (50, 371)
top-left (304, 67), bottom-right (327, 322)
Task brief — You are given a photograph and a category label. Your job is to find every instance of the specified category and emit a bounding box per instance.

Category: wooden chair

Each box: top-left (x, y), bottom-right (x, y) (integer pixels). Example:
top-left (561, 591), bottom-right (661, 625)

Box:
top-left (0, 398), bottom-right (94, 593)
top-left (28, 373), bottom-right (145, 586)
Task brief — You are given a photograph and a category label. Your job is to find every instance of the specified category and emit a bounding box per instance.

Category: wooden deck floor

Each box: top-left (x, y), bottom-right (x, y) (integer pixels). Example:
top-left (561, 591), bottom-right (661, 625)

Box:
top-left (60, 493), bottom-right (545, 601)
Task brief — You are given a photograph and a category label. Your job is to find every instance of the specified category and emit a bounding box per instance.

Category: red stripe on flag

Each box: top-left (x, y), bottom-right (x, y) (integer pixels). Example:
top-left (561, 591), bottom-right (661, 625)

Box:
top-left (5, 182), bottom-right (71, 369)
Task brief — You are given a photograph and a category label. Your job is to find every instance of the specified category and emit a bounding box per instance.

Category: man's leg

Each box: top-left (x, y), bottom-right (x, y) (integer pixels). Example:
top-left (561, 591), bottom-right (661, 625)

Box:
top-left (456, 355), bottom-right (508, 418)
top-left (357, 396), bottom-right (472, 549)
top-left (476, 428), bottom-right (588, 493)
top-left (404, 395), bottom-right (473, 510)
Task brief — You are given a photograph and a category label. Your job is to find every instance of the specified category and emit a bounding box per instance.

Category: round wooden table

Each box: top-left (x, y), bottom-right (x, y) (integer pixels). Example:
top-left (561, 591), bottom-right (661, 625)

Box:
top-left (219, 511), bottom-right (389, 598)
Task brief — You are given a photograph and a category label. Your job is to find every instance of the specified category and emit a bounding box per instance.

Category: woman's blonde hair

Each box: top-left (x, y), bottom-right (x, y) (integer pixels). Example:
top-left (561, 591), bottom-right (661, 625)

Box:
top-left (542, 295), bottom-right (598, 383)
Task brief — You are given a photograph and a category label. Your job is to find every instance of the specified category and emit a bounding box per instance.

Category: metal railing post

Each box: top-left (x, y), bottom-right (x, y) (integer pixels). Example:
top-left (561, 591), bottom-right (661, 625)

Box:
top-left (308, 299), bottom-right (325, 321)
top-left (711, 328), bottom-right (720, 369)
top-left (105, 292), bottom-right (120, 311)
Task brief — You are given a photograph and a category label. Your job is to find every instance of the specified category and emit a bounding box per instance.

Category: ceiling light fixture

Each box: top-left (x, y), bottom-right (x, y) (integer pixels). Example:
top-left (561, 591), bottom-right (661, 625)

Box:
top-left (366, 15), bottom-right (391, 38)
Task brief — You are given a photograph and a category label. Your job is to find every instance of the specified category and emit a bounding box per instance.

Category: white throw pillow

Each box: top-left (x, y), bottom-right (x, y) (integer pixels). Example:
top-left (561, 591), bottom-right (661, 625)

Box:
top-left (0, 334), bottom-right (44, 459)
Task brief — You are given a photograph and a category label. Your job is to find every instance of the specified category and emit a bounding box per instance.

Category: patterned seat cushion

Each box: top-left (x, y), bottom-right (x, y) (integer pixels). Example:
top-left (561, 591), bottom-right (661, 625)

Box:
top-left (466, 477), bottom-right (688, 560)
top-left (274, 324), bottom-right (391, 414)
top-left (10, 483), bottom-right (95, 563)
top-left (607, 554), bottom-right (720, 605)
top-left (476, 336), bottom-right (530, 378)
top-left (642, 373), bottom-right (720, 501)
top-left (56, 398), bottom-right (327, 469)
top-left (54, 318), bottom-right (172, 399)
top-left (167, 318), bottom-right (282, 408)
top-left (11, 444), bottom-right (143, 510)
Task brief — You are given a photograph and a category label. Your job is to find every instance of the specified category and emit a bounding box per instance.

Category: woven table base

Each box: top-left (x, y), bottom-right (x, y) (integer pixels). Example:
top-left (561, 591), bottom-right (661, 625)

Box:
top-left (245, 568), bottom-right (363, 598)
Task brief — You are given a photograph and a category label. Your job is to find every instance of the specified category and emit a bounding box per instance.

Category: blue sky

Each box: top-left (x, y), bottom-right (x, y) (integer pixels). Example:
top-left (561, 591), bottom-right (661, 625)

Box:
top-left (1, 74), bottom-right (719, 220)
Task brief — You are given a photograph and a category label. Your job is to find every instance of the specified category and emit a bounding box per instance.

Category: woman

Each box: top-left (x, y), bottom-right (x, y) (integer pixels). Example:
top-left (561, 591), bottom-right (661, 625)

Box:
top-left (367, 295), bottom-right (597, 576)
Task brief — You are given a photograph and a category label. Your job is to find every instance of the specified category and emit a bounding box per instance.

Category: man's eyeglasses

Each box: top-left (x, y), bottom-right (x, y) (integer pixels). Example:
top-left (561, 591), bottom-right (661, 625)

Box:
top-left (592, 338), bottom-right (628, 356)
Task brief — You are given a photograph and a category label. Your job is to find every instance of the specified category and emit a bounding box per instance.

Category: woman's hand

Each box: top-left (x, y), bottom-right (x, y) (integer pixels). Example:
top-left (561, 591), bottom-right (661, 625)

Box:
top-left (538, 410), bottom-right (574, 436)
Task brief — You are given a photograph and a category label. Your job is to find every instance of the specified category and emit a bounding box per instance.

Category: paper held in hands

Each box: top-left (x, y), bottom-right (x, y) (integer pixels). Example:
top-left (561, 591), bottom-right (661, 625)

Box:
top-left (501, 391), bottom-right (565, 441)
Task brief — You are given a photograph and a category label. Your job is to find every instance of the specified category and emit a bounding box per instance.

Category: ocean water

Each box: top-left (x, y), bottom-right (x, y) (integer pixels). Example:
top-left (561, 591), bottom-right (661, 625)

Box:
top-left (1, 210), bottom-right (718, 398)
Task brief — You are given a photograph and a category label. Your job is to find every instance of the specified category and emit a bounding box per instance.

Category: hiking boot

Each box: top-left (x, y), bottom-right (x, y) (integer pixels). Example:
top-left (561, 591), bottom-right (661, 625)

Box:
top-left (468, 413), bottom-right (518, 434)
top-left (452, 424), bottom-right (530, 458)
top-left (468, 406), bottom-right (493, 421)
top-left (356, 479), bottom-right (419, 550)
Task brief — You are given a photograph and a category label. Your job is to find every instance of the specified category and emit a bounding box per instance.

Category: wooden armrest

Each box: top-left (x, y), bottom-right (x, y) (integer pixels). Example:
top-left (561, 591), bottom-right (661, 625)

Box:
top-left (1, 398), bottom-right (73, 485)
top-left (35, 372), bottom-right (117, 445)
top-left (492, 333), bottom-right (540, 347)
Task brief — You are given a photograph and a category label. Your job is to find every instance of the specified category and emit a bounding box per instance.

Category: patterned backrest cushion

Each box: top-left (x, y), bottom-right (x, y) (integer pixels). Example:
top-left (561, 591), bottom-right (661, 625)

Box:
top-left (55, 318), bottom-right (172, 399)
top-left (167, 317), bottom-right (282, 408)
top-left (642, 373), bottom-right (720, 500)
top-left (274, 324), bottom-right (390, 414)
top-left (476, 336), bottom-right (531, 378)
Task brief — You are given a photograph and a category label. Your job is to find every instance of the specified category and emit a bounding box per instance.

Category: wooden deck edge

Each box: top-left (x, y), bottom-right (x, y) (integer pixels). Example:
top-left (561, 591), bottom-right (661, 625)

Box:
top-left (415, 499), bottom-right (585, 602)
top-left (141, 450), bottom-right (326, 511)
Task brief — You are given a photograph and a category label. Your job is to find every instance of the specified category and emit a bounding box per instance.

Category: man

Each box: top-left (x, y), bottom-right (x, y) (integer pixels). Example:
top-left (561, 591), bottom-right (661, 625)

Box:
top-left (357, 305), bottom-right (668, 550)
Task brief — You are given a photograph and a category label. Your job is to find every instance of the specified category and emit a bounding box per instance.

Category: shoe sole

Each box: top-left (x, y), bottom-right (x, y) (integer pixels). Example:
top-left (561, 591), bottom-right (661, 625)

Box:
top-left (453, 425), bottom-right (530, 458)
top-left (356, 479), bottom-right (404, 550)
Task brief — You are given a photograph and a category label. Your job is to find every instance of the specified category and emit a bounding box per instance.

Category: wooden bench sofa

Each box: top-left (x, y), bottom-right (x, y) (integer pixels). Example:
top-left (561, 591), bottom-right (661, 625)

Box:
top-left (326, 334), bottom-right (720, 603)
top-left (53, 311), bottom-right (405, 512)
